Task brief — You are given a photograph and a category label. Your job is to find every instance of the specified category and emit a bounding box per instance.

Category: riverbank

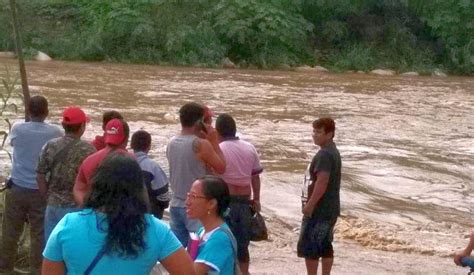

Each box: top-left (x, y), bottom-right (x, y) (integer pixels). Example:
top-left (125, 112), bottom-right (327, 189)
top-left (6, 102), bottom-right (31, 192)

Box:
top-left (1, 1), bottom-right (472, 75)
top-left (251, 183), bottom-right (470, 274)
top-left (0, 52), bottom-right (459, 78)
top-left (153, 210), bottom-right (467, 274)
top-left (250, 235), bottom-right (466, 274)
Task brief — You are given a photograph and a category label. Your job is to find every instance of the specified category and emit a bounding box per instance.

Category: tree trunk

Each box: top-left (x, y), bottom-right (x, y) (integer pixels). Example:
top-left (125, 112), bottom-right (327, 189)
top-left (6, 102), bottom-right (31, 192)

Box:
top-left (9, 0), bottom-right (30, 122)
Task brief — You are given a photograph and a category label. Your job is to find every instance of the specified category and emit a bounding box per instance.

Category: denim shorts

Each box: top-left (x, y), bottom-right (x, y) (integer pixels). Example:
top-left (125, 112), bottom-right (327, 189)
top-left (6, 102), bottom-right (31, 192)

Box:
top-left (44, 205), bottom-right (79, 242)
top-left (169, 206), bottom-right (201, 247)
top-left (297, 217), bottom-right (337, 259)
top-left (224, 195), bottom-right (252, 262)
top-left (461, 256), bottom-right (474, 269)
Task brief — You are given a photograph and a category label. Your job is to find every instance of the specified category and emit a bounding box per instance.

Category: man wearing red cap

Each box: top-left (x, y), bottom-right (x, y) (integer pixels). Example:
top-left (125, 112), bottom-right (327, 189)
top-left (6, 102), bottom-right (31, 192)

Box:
top-left (37, 106), bottom-right (96, 241)
top-left (91, 110), bottom-right (123, 150)
top-left (73, 118), bottom-right (132, 207)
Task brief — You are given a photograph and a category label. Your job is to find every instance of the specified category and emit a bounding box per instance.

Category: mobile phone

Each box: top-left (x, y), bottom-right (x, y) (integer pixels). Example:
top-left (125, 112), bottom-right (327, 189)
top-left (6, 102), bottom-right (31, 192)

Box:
top-left (199, 120), bottom-right (208, 133)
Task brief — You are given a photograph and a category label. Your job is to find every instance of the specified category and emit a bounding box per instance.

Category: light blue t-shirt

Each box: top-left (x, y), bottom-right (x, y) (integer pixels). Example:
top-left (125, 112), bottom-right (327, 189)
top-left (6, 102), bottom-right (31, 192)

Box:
top-left (195, 224), bottom-right (235, 275)
top-left (10, 121), bottom-right (63, 189)
top-left (43, 209), bottom-right (182, 275)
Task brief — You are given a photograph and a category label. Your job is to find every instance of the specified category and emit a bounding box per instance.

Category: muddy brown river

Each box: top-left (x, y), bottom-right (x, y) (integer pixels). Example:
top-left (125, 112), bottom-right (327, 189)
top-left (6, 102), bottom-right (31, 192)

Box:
top-left (0, 58), bottom-right (473, 256)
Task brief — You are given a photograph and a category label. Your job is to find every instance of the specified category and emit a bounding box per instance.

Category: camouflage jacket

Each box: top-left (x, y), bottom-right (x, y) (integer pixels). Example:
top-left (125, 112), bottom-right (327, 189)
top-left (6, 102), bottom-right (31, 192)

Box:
top-left (37, 136), bottom-right (96, 207)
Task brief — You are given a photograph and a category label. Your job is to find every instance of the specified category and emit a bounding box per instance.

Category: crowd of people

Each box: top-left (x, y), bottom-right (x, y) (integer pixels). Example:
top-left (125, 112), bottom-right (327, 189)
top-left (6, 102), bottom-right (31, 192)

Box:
top-left (0, 95), bottom-right (470, 275)
top-left (0, 98), bottom-right (268, 275)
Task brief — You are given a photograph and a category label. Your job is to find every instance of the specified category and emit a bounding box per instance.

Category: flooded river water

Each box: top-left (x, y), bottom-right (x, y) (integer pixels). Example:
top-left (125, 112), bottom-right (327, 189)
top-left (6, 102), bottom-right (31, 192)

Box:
top-left (0, 58), bottom-right (473, 257)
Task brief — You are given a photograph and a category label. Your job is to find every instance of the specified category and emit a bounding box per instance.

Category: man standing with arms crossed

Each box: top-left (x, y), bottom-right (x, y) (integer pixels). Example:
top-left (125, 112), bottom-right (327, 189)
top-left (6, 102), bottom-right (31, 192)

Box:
top-left (167, 102), bottom-right (226, 247)
top-left (297, 117), bottom-right (341, 275)
top-left (0, 96), bottom-right (62, 274)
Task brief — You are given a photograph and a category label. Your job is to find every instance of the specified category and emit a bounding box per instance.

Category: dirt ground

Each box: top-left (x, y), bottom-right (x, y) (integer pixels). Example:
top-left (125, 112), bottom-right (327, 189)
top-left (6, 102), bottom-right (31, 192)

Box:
top-left (249, 233), bottom-right (467, 275)
top-left (152, 211), bottom-right (468, 275)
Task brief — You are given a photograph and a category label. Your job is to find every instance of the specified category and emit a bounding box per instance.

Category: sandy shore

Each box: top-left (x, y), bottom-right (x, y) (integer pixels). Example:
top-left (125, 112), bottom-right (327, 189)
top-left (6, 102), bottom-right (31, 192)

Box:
top-left (243, 172), bottom-right (470, 274)
top-left (148, 172), bottom-right (471, 275)
top-left (152, 209), bottom-right (467, 275)
top-left (249, 226), bottom-right (466, 275)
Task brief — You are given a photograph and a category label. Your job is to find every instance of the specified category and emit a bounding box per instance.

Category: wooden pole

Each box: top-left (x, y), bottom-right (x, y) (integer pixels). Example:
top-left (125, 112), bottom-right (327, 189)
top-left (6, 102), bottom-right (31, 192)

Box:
top-left (9, 0), bottom-right (30, 122)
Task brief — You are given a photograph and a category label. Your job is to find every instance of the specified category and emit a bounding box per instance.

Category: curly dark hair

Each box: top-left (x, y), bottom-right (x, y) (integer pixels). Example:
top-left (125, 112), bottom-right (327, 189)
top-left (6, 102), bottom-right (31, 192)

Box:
top-left (85, 153), bottom-right (149, 258)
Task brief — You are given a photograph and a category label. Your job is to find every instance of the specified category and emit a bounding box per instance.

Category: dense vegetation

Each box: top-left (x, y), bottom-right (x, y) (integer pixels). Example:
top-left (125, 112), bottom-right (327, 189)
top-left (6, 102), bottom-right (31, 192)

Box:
top-left (0, 0), bottom-right (472, 74)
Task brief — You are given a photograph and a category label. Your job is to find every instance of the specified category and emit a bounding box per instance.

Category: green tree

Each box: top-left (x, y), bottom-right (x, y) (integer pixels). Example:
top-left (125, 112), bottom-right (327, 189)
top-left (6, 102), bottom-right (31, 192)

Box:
top-left (415, 0), bottom-right (474, 73)
top-left (212, 0), bottom-right (314, 67)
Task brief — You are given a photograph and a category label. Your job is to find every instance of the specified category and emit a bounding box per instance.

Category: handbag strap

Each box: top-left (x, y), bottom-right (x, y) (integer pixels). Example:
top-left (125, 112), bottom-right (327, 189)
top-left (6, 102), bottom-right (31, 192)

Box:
top-left (219, 225), bottom-right (240, 275)
top-left (84, 247), bottom-right (107, 275)
top-left (50, 138), bottom-right (80, 169)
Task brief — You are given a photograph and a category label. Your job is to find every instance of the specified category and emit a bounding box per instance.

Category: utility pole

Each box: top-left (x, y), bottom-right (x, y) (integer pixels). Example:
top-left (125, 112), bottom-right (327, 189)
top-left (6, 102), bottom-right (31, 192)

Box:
top-left (9, 0), bottom-right (30, 121)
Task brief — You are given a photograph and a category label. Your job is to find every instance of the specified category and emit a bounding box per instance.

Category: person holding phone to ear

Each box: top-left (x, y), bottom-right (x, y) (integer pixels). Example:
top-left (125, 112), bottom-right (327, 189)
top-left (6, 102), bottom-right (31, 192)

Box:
top-left (167, 102), bottom-right (226, 247)
top-left (196, 105), bottom-right (213, 138)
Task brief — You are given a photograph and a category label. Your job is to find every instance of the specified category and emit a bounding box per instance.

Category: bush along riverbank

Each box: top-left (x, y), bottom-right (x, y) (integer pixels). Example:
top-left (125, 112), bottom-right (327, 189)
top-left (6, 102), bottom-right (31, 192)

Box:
top-left (0, 0), bottom-right (472, 75)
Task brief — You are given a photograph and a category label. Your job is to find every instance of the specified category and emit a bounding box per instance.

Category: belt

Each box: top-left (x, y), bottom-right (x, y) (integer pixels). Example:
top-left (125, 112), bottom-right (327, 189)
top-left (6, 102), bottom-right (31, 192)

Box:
top-left (229, 195), bottom-right (250, 204)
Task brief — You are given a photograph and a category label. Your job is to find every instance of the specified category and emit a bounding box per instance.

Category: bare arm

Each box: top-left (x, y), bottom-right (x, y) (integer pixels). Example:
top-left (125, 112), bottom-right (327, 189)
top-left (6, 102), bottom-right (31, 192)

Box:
top-left (73, 172), bottom-right (88, 208)
top-left (194, 262), bottom-right (210, 275)
top-left (37, 173), bottom-right (49, 198)
top-left (454, 230), bottom-right (474, 265)
top-left (160, 247), bottom-right (195, 275)
top-left (251, 174), bottom-right (261, 212)
top-left (36, 143), bottom-right (50, 198)
top-left (41, 259), bottom-right (65, 275)
top-left (302, 171), bottom-right (329, 217)
top-left (195, 137), bottom-right (226, 174)
top-left (73, 183), bottom-right (87, 208)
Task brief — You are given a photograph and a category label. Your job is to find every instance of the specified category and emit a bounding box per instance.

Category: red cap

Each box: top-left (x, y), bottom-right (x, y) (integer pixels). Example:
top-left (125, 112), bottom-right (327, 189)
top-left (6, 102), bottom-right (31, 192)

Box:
top-left (105, 118), bottom-right (126, 145)
top-left (62, 107), bottom-right (89, 125)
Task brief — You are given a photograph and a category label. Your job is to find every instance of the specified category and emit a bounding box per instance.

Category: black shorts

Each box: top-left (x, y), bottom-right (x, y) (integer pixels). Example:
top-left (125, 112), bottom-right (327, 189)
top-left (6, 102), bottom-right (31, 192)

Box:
top-left (297, 217), bottom-right (337, 259)
top-left (224, 195), bottom-right (252, 262)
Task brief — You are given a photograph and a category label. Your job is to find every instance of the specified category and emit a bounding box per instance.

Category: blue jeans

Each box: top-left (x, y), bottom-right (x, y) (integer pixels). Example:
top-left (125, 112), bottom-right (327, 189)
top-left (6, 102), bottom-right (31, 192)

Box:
top-left (461, 256), bottom-right (474, 269)
top-left (44, 205), bottom-right (79, 242)
top-left (169, 207), bottom-right (201, 247)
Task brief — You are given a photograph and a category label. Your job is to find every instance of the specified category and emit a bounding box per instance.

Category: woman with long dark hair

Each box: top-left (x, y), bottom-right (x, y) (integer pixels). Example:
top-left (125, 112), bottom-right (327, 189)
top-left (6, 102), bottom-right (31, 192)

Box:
top-left (186, 175), bottom-right (238, 275)
top-left (42, 153), bottom-right (194, 274)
